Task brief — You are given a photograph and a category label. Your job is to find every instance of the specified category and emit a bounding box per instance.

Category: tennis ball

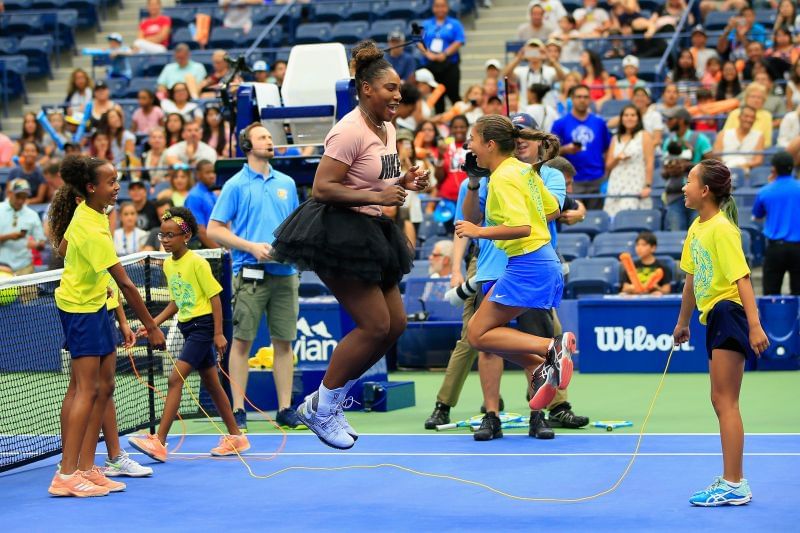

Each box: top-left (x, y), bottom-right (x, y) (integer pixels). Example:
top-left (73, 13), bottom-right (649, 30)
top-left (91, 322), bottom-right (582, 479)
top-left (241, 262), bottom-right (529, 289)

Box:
top-left (0, 272), bottom-right (19, 306)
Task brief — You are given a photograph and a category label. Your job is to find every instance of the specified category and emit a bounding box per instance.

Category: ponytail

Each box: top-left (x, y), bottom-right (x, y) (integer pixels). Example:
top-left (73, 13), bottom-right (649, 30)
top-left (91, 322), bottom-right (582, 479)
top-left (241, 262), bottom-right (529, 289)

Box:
top-left (47, 185), bottom-right (82, 248)
top-left (719, 195), bottom-right (739, 227)
top-left (474, 114), bottom-right (561, 168)
top-left (516, 129), bottom-right (561, 169)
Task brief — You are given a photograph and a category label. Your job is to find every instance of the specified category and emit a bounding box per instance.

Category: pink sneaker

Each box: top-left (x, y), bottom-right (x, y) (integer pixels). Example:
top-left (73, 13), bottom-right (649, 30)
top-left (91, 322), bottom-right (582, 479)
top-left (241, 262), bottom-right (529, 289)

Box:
top-left (128, 434), bottom-right (168, 462)
top-left (210, 435), bottom-right (250, 457)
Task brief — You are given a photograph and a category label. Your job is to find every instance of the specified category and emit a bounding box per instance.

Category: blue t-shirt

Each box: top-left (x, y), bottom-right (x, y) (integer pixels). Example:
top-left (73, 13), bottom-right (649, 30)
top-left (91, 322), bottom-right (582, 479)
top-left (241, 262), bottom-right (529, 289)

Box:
top-left (387, 52), bottom-right (416, 81)
top-left (210, 163), bottom-right (299, 276)
top-left (551, 113), bottom-right (611, 182)
top-left (455, 178), bottom-right (506, 283)
top-left (184, 181), bottom-right (217, 228)
top-left (421, 17), bottom-right (466, 64)
top-left (540, 164), bottom-right (566, 248)
top-left (727, 23), bottom-right (768, 46)
top-left (752, 175), bottom-right (800, 242)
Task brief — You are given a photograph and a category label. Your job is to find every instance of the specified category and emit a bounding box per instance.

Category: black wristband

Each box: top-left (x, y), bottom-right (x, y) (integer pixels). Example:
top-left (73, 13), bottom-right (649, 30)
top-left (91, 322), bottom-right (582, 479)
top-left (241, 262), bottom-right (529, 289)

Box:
top-left (467, 183), bottom-right (480, 191)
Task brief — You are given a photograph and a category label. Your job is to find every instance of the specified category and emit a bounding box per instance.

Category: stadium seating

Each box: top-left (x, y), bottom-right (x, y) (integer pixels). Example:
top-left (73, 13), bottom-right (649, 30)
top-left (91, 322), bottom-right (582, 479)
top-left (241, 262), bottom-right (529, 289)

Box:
top-left (368, 19), bottom-right (408, 42)
top-left (299, 271), bottom-right (330, 297)
top-left (590, 231), bottom-right (638, 257)
top-left (171, 28), bottom-right (200, 50)
top-left (331, 21), bottom-right (371, 45)
top-left (208, 27), bottom-right (245, 49)
top-left (556, 232), bottom-right (591, 262)
top-left (749, 166), bottom-right (772, 188)
top-left (610, 209), bottom-right (662, 233)
top-left (704, 11), bottom-right (738, 31)
top-left (757, 296), bottom-right (800, 363)
top-left (294, 23), bottom-right (333, 45)
top-left (599, 99), bottom-right (631, 120)
top-left (312, 2), bottom-right (349, 23)
top-left (564, 257), bottom-right (620, 298)
top-left (560, 210), bottom-right (611, 238)
top-left (417, 218), bottom-right (448, 243)
top-left (653, 231), bottom-right (686, 259)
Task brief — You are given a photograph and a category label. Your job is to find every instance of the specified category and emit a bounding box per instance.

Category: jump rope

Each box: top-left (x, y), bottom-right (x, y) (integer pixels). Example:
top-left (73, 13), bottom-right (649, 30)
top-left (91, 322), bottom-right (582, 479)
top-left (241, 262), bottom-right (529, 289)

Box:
top-left (125, 336), bottom-right (677, 503)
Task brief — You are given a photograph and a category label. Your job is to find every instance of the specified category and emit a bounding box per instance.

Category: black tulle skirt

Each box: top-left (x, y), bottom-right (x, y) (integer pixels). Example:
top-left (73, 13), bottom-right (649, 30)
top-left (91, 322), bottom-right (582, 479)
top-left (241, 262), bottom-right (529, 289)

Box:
top-left (271, 200), bottom-right (414, 288)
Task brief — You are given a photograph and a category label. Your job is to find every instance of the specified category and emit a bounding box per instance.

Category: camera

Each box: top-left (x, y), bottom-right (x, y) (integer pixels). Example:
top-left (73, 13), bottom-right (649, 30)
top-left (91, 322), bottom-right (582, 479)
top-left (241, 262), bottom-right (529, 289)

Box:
top-left (665, 141), bottom-right (692, 162)
top-left (444, 276), bottom-right (479, 306)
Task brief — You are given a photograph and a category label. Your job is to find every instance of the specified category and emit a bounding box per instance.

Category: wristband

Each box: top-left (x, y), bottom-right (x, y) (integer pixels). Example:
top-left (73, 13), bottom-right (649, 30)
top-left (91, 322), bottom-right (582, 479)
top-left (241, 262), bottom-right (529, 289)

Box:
top-left (467, 183), bottom-right (480, 191)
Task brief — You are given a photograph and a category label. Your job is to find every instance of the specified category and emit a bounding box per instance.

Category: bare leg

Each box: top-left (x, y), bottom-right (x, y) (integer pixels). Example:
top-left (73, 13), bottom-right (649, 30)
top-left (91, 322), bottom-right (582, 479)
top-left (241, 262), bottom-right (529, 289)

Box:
top-left (102, 400), bottom-right (121, 459)
top-left (478, 352), bottom-right (504, 413)
top-left (60, 358), bottom-right (99, 475)
top-left (77, 353), bottom-right (115, 471)
top-left (710, 349), bottom-right (746, 483)
top-left (357, 284), bottom-right (408, 376)
top-left (157, 360), bottom-right (194, 444)
top-left (271, 339), bottom-right (294, 410)
top-left (199, 366), bottom-right (241, 436)
top-left (228, 338), bottom-right (253, 412)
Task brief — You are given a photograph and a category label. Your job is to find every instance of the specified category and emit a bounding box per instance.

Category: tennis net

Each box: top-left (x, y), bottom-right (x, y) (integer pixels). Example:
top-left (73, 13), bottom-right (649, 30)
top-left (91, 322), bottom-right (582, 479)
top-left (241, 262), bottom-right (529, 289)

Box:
top-left (0, 249), bottom-right (230, 472)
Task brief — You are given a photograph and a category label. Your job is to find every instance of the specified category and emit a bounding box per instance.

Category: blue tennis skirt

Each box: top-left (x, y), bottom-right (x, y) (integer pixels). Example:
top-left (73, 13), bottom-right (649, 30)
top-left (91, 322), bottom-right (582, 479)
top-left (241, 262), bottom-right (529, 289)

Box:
top-left (706, 299), bottom-right (757, 362)
top-left (59, 306), bottom-right (117, 358)
top-left (484, 246), bottom-right (563, 310)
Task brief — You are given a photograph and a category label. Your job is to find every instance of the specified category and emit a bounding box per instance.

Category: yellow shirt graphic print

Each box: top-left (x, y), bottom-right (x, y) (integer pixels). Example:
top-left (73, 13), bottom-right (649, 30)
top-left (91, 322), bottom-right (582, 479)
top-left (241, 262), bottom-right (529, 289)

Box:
top-left (163, 250), bottom-right (222, 322)
top-left (680, 211), bottom-right (750, 324)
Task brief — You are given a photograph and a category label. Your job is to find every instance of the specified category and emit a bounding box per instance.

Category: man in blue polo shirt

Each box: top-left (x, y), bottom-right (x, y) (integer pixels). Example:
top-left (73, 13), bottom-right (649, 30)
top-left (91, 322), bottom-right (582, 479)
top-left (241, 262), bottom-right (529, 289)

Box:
top-left (418, 0), bottom-right (466, 113)
top-left (208, 123), bottom-right (301, 430)
top-left (551, 84), bottom-right (611, 210)
top-left (184, 159), bottom-right (219, 249)
top-left (752, 151), bottom-right (800, 295)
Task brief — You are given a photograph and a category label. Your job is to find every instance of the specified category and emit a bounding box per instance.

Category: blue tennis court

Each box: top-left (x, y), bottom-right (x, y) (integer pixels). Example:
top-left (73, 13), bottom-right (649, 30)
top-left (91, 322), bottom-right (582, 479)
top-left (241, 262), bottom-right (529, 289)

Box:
top-left (2, 433), bottom-right (797, 530)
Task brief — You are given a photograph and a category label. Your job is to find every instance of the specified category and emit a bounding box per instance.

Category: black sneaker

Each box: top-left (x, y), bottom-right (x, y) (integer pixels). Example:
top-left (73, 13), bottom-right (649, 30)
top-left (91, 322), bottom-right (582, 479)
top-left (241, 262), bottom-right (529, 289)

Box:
top-left (424, 402), bottom-right (450, 430)
top-left (480, 397), bottom-right (504, 414)
top-left (233, 408), bottom-right (247, 433)
top-left (276, 407), bottom-right (303, 429)
top-left (529, 362), bottom-right (557, 410)
top-left (473, 412), bottom-right (503, 441)
top-left (548, 402), bottom-right (589, 429)
top-left (529, 411), bottom-right (555, 439)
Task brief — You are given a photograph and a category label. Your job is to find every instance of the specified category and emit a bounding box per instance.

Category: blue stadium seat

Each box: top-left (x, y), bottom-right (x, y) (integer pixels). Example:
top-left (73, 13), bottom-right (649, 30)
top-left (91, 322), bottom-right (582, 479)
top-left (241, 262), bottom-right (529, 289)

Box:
top-left (312, 2), bottom-right (349, 23)
top-left (755, 11), bottom-right (776, 27)
top-left (404, 277), bottom-right (462, 321)
top-left (729, 167), bottom-right (746, 189)
top-left (208, 27), bottom-right (245, 49)
top-left (116, 98), bottom-right (138, 129)
top-left (331, 21), bottom-right (370, 44)
top-left (653, 231), bottom-right (686, 259)
top-left (733, 186), bottom-right (758, 215)
top-left (3, 13), bottom-right (43, 37)
top-left (0, 55), bottom-right (29, 104)
top-left (610, 208), bottom-right (662, 233)
top-left (600, 99), bottom-right (631, 119)
top-left (19, 35), bottom-right (55, 78)
top-left (348, 1), bottom-right (379, 21)
top-left (248, 25), bottom-right (284, 47)
top-left (591, 231), bottom-right (638, 257)
top-left (564, 257), bottom-right (620, 298)
top-left (117, 181), bottom-right (131, 202)
top-left (385, 0), bottom-right (422, 19)
top-left (299, 271), bottom-right (329, 297)
top-left (749, 166), bottom-right (772, 187)
top-left (739, 221), bottom-right (764, 265)
top-left (409, 260), bottom-right (431, 278)
top-left (103, 77), bottom-right (128, 98)
top-left (62, 0), bottom-right (100, 29)
top-left (636, 58), bottom-right (661, 82)
top-left (417, 218), bottom-right (447, 242)
top-left (294, 23), bottom-right (333, 45)
top-left (654, 255), bottom-right (679, 288)
top-left (0, 38), bottom-right (19, 55)
top-left (128, 55), bottom-right (150, 77)
top-left (705, 11), bottom-right (738, 30)
top-left (418, 239), bottom-right (438, 260)
top-left (556, 232), bottom-right (591, 262)
top-left (1, 0), bottom-right (33, 10)
top-left (560, 209), bottom-right (611, 238)
top-left (369, 19), bottom-right (408, 43)
top-left (122, 77), bottom-right (158, 99)
top-left (171, 28), bottom-right (200, 50)
top-left (143, 55), bottom-right (170, 78)
top-left (165, 8), bottom-right (197, 30)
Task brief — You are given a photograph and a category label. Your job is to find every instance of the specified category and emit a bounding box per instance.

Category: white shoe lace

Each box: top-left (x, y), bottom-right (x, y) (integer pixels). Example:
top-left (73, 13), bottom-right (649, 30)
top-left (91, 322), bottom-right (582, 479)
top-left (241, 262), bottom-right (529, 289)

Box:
top-left (336, 397), bottom-right (359, 433)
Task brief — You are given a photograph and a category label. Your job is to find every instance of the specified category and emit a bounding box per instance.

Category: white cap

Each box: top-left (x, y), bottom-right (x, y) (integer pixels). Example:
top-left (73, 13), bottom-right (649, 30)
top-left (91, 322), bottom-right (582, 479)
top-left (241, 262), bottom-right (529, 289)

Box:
top-left (622, 55), bottom-right (639, 69)
top-left (415, 68), bottom-right (439, 88)
top-left (252, 60), bottom-right (268, 72)
top-left (484, 59), bottom-right (502, 70)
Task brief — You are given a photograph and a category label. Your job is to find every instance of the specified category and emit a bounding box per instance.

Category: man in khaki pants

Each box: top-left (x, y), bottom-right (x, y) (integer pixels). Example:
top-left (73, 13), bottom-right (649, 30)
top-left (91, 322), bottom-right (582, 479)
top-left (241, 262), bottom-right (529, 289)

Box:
top-left (208, 123), bottom-right (300, 431)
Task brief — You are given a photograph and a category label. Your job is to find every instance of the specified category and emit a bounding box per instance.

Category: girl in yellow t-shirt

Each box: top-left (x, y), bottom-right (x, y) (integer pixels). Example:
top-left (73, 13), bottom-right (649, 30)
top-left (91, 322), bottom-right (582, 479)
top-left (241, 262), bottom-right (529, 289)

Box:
top-left (455, 114), bottom-right (576, 412)
top-left (47, 156), bottom-right (166, 498)
top-left (129, 207), bottom-right (249, 462)
top-left (48, 186), bottom-right (154, 480)
top-left (673, 159), bottom-right (769, 507)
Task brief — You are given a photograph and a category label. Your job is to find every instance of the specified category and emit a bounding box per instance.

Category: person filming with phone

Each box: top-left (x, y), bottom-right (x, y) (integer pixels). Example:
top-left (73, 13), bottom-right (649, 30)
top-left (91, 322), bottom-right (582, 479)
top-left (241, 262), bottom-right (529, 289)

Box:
top-left (503, 39), bottom-right (565, 109)
top-left (0, 179), bottom-right (46, 275)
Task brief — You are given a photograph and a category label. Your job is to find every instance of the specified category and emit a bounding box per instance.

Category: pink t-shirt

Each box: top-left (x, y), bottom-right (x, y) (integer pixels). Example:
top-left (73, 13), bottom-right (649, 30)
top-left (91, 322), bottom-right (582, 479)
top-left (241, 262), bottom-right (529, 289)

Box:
top-left (131, 106), bottom-right (165, 135)
top-left (323, 108), bottom-right (402, 216)
top-left (0, 133), bottom-right (14, 166)
top-left (140, 15), bottom-right (172, 47)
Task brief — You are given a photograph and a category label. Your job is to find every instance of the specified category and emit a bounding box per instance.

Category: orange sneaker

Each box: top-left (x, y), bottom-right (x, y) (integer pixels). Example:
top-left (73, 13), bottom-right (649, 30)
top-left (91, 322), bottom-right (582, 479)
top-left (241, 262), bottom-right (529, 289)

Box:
top-left (48, 471), bottom-right (109, 497)
top-left (82, 466), bottom-right (126, 493)
top-left (210, 435), bottom-right (250, 456)
top-left (128, 434), bottom-right (168, 462)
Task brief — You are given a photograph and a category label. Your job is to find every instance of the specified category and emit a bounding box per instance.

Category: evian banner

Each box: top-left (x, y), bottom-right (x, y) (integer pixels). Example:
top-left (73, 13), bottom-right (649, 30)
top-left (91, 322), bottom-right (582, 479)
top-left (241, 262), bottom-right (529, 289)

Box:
top-left (578, 296), bottom-right (707, 373)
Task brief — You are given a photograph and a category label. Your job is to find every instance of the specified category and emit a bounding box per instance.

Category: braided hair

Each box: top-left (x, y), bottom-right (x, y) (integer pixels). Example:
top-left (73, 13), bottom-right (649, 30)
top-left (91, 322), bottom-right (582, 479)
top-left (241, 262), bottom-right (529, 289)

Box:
top-left (696, 159), bottom-right (739, 226)
top-left (473, 114), bottom-right (561, 169)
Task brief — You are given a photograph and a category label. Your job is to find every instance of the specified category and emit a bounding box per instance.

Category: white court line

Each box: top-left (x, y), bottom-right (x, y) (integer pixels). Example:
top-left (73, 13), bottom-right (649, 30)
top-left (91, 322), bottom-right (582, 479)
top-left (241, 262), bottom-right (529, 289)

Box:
top-left (143, 432), bottom-right (800, 437)
top-left (117, 451), bottom-right (800, 457)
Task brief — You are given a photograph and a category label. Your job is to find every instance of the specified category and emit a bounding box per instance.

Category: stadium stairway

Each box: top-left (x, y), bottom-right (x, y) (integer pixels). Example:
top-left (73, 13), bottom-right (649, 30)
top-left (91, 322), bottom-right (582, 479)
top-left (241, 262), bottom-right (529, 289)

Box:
top-left (2, 0), bottom-right (155, 133)
top-left (459, 0), bottom-right (528, 94)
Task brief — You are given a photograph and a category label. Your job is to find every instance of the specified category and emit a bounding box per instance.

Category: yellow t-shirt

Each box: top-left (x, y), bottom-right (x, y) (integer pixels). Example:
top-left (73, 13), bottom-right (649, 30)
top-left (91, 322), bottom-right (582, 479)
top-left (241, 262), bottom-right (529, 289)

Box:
top-left (106, 276), bottom-right (120, 311)
top-left (163, 250), bottom-right (222, 322)
top-left (55, 202), bottom-right (119, 313)
top-left (485, 157), bottom-right (559, 257)
top-left (680, 211), bottom-right (750, 324)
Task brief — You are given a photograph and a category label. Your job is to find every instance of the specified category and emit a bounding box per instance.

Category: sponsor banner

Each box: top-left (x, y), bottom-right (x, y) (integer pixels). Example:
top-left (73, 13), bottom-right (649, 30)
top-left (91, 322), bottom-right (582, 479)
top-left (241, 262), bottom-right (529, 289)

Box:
top-left (578, 296), bottom-right (708, 373)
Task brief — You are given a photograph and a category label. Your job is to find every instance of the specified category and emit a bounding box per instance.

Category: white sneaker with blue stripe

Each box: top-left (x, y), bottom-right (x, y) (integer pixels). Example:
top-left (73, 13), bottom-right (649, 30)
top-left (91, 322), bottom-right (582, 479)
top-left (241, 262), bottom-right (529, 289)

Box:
top-left (689, 477), bottom-right (752, 506)
top-left (296, 392), bottom-right (355, 450)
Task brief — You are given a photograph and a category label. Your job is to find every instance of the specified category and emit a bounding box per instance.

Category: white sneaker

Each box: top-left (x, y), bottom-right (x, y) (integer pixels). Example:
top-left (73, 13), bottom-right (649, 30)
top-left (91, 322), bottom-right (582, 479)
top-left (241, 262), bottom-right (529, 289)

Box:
top-left (104, 450), bottom-right (154, 477)
top-left (335, 400), bottom-right (359, 441)
top-left (296, 393), bottom-right (355, 450)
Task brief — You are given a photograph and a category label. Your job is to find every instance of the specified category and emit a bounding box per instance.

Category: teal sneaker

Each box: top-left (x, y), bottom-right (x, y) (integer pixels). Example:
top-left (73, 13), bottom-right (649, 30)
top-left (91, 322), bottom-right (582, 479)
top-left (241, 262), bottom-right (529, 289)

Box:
top-left (689, 477), bottom-right (752, 506)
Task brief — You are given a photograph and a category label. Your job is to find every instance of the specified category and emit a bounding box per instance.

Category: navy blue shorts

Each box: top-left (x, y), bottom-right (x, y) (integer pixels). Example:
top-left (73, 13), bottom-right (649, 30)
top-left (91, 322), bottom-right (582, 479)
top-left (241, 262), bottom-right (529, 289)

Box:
top-left (177, 314), bottom-right (217, 370)
top-left (59, 306), bottom-right (116, 358)
top-left (706, 300), bottom-right (757, 361)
